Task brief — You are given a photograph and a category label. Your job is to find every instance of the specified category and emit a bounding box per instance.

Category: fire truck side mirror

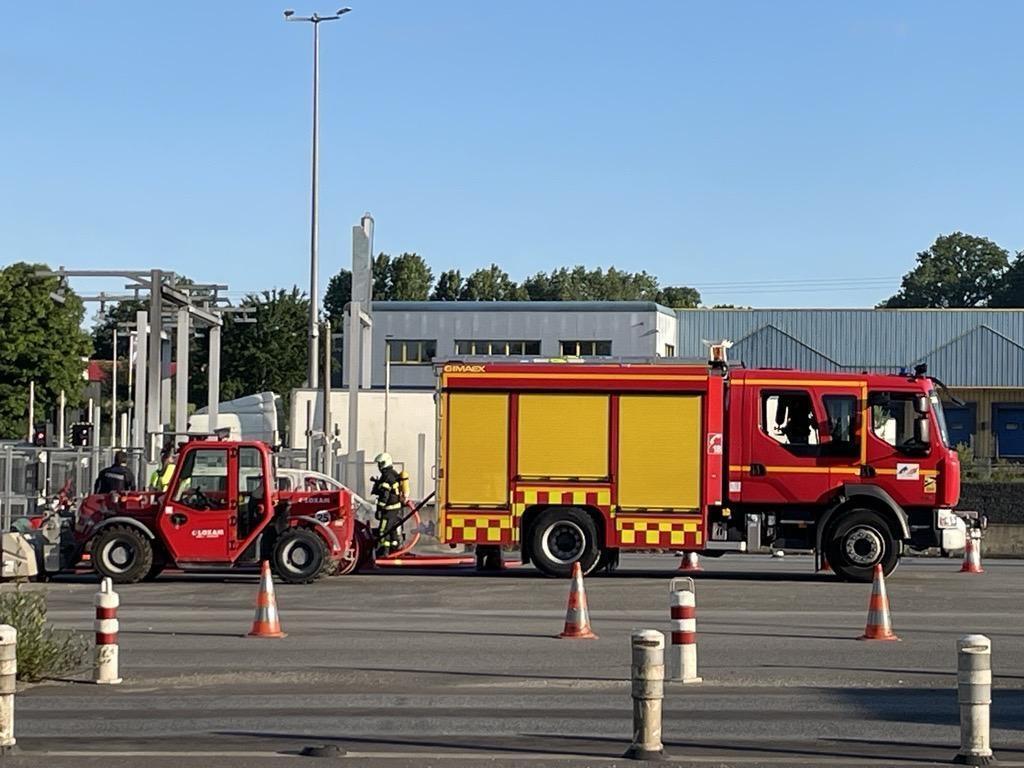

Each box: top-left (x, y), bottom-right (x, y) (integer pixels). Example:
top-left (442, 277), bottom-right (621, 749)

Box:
top-left (914, 415), bottom-right (930, 445)
top-left (913, 394), bottom-right (928, 415)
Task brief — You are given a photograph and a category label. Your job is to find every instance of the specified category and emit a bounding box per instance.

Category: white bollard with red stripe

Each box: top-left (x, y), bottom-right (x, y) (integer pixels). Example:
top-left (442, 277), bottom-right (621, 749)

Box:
top-left (0, 625), bottom-right (15, 749)
top-left (94, 577), bottom-right (122, 685)
top-left (668, 577), bottom-right (702, 684)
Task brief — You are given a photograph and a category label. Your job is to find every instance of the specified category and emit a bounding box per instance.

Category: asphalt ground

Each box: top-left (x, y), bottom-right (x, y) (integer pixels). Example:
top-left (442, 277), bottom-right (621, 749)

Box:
top-left (3, 554), bottom-right (1024, 767)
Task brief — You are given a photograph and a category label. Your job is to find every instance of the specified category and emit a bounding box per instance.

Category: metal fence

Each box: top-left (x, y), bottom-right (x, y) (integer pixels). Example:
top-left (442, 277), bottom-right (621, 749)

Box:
top-left (0, 443), bottom-right (147, 531)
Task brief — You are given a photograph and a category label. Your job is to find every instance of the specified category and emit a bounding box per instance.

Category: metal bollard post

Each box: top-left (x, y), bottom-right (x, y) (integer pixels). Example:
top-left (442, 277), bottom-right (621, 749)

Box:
top-left (0, 625), bottom-right (16, 749)
top-left (94, 577), bottom-right (122, 685)
top-left (668, 577), bottom-right (702, 684)
top-left (624, 629), bottom-right (666, 761)
top-left (955, 634), bottom-right (996, 765)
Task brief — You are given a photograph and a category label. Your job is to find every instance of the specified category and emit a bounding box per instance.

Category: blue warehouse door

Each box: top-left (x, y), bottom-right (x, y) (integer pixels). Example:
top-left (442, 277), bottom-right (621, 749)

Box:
top-left (994, 405), bottom-right (1024, 458)
top-left (943, 403), bottom-right (976, 450)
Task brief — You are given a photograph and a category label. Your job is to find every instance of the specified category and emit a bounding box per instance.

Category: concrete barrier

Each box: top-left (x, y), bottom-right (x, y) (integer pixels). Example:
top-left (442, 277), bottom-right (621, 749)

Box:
top-left (0, 624), bottom-right (15, 749)
top-left (955, 634), bottom-right (995, 765)
top-left (624, 629), bottom-right (666, 761)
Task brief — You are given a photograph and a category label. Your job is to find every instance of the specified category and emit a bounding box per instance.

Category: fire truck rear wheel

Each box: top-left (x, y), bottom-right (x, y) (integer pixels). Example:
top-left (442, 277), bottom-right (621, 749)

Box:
top-left (826, 509), bottom-right (899, 583)
top-left (92, 525), bottom-right (154, 584)
top-left (272, 528), bottom-right (329, 584)
top-left (530, 507), bottom-right (600, 578)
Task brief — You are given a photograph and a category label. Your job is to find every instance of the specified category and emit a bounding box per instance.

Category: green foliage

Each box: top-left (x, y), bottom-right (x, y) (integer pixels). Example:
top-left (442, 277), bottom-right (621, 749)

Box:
top-left (90, 299), bottom-right (146, 360)
top-left (371, 253), bottom-right (392, 300)
top-left (323, 268), bottom-right (352, 331)
top-left (657, 286), bottom-right (702, 308)
top-left (219, 288), bottom-right (310, 412)
top-left (460, 265), bottom-right (527, 301)
top-left (0, 263), bottom-right (92, 439)
top-left (431, 269), bottom-right (463, 301)
top-left (0, 589), bottom-right (89, 682)
top-left (389, 253), bottom-right (433, 300)
top-left (884, 233), bottom-right (1010, 308)
top-left (989, 251), bottom-right (1024, 308)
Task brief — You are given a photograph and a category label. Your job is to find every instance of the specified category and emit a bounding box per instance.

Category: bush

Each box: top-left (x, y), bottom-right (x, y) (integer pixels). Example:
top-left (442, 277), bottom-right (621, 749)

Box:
top-left (0, 590), bottom-right (89, 682)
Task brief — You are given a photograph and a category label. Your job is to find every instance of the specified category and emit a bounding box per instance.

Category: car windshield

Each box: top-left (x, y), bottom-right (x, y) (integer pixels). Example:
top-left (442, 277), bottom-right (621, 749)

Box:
top-left (929, 389), bottom-right (950, 448)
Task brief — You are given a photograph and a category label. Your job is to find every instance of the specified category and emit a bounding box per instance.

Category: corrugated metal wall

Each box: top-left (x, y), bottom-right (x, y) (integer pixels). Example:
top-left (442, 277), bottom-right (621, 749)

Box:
top-left (677, 309), bottom-right (1024, 388)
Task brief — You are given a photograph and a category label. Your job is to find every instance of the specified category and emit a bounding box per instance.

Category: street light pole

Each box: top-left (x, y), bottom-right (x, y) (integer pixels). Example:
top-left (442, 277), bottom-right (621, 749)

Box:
top-left (284, 7), bottom-right (351, 390)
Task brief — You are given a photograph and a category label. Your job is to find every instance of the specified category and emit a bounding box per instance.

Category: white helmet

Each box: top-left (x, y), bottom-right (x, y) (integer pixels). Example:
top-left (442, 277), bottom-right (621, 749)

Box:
top-left (374, 452), bottom-right (393, 469)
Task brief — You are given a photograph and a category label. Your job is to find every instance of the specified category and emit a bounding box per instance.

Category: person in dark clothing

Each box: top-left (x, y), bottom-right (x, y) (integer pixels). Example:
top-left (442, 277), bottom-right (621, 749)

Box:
top-left (94, 451), bottom-right (136, 494)
top-left (371, 452), bottom-right (405, 557)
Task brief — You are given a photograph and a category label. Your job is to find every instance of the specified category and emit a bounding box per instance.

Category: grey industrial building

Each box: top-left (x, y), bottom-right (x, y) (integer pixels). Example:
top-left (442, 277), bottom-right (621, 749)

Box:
top-left (343, 302), bottom-right (1024, 460)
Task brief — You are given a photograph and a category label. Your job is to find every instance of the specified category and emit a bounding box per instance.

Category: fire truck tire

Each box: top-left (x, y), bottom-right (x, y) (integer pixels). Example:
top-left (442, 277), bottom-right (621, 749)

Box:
top-left (92, 525), bottom-right (154, 584)
top-left (825, 509), bottom-right (900, 583)
top-left (529, 507), bottom-right (601, 578)
top-left (272, 528), bottom-right (330, 584)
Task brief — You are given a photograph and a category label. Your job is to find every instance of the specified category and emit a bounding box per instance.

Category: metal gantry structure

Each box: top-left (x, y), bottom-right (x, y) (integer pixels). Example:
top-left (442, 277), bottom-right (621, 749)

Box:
top-left (38, 267), bottom-right (252, 473)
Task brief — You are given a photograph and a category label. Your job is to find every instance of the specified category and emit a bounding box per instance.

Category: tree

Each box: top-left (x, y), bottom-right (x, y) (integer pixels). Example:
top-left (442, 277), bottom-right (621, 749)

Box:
top-left (989, 251), bottom-right (1024, 308)
top-left (218, 288), bottom-right (310, 412)
top-left (324, 268), bottom-right (352, 330)
top-left (372, 253), bottom-right (392, 300)
top-left (389, 253), bottom-right (433, 300)
top-left (0, 263), bottom-right (92, 438)
top-left (91, 299), bottom-right (146, 360)
top-left (884, 233), bottom-right (1010, 308)
top-left (657, 286), bottom-right (701, 308)
top-left (431, 269), bottom-right (463, 301)
top-left (460, 264), bottom-right (527, 301)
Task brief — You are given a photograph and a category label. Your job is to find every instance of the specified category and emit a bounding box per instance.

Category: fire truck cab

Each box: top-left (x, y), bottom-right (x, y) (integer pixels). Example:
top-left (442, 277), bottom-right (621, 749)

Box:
top-left (436, 359), bottom-right (967, 582)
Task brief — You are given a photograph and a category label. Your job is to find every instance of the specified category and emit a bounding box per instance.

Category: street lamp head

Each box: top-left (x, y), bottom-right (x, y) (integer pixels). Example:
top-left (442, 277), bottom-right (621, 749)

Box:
top-left (283, 9), bottom-right (295, 17)
top-left (337, 7), bottom-right (351, 15)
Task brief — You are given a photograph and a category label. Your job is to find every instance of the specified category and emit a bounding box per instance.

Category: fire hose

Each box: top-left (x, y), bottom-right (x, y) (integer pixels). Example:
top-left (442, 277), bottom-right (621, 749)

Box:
top-left (372, 492), bottom-right (475, 568)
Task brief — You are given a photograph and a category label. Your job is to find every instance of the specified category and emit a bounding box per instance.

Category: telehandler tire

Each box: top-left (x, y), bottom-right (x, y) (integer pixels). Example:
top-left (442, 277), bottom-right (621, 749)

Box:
top-left (92, 525), bottom-right (155, 584)
top-left (272, 528), bottom-right (330, 584)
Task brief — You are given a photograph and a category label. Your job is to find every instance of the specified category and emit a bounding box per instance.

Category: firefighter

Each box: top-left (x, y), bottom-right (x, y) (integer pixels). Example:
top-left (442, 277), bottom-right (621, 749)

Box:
top-left (94, 451), bottom-right (137, 494)
top-left (371, 452), bottom-right (405, 557)
top-left (148, 444), bottom-right (176, 492)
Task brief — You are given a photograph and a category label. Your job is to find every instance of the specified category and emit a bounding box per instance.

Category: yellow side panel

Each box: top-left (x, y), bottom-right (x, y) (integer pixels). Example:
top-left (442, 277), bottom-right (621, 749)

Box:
top-left (518, 394), bottom-right (609, 479)
top-left (618, 395), bottom-right (702, 509)
top-left (447, 393), bottom-right (509, 505)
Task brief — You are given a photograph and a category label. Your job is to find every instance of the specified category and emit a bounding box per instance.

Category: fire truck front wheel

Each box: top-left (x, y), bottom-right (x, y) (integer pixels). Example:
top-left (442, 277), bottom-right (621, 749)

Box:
top-left (272, 528), bottom-right (330, 584)
top-left (825, 509), bottom-right (900, 583)
top-left (92, 525), bottom-right (154, 584)
top-left (529, 508), bottom-right (601, 578)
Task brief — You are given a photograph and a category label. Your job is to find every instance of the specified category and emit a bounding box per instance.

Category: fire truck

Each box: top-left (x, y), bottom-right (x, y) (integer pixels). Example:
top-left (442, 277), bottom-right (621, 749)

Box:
top-left (435, 358), bottom-right (969, 582)
top-left (18, 439), bottom-right (360, 584)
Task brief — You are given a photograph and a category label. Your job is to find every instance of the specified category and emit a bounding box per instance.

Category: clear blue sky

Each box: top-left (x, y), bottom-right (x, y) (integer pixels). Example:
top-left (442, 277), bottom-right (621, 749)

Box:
top-left (2, 1), bottom-right (1022, 310)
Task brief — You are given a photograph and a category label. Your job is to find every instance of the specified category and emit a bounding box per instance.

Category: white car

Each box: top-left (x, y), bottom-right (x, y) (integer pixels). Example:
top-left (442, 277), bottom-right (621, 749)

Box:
top-left (276, 468), bottom-right (375, 518)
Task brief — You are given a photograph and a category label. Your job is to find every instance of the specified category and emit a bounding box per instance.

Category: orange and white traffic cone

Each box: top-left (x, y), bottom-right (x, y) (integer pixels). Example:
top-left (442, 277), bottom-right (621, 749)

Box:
top-left (678, 552), bottom-right (702, 572)
top-left (819, 556), bottom-right (833, 574)
top-left (858, 564), bottom-right (899, 641)
top-left (960, 530), bottom-right (985, 574)
top-left (558, 562), bottom-right (597, 640)
top-left (248, 561), bottom-right (286, 639)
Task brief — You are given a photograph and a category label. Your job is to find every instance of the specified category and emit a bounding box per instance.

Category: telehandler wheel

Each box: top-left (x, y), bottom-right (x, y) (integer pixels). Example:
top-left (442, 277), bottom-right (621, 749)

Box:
top-left (529, 507), bottom-right (600, 578)
top-left (92, 525), bottom-right (154, 584)
top-left (143, 557), bottom-right (166, 581)
top-left (272, 528), bottom-right (330, 584)
top-left (825, 509), bottom-right (900, 583)
top-left (333, 531), bottom-right (362, 576)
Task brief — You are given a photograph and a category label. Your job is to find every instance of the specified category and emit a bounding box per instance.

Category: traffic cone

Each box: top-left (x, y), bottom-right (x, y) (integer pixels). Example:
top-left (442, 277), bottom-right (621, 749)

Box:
top-left (248, 561), bottom-right (286, 638)
top-left (558, 562), bottom-right (597, 639)
top-left (960, 531), bottom-right (984, 574)
top-left (819, 556), bottom-right (833, 574)
top-left (858, 564), bottom-right (899, 641)
top-left (678, 552), bottom-right (702, 572)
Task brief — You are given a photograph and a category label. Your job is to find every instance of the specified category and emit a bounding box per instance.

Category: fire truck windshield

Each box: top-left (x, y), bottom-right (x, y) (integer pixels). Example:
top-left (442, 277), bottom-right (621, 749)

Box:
top-left (929, 390), bottom-right (950, 448)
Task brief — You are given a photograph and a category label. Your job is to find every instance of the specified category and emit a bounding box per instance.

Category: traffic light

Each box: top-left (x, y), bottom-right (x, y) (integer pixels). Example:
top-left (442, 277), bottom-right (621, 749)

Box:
top-left (70, 423), bottom-right (93, 447)
top-left (32, 423), bottom-right (47, 447)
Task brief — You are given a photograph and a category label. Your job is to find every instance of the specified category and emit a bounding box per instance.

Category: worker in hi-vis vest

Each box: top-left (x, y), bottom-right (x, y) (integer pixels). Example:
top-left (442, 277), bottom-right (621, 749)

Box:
top-left (148, 444), bottom-right (176, 493)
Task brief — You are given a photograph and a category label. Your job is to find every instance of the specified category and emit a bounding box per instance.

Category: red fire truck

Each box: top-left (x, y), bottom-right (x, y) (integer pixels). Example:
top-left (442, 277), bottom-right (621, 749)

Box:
top-left (435, 358), bottom-right (968, 582)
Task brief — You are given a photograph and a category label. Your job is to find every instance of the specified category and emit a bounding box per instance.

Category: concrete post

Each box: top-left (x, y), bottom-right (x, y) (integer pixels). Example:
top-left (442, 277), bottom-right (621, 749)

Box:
top-left (94, 577), bottom-right (122, 685)
top-left (0, 624), bottom-right (16, 748)
top-left (175, 307), bottom-right (190, 437)
top-left (146, 269), bottom-right (163, 462)
top-left (624, 629), bottom-right (666, 761)
top-left (133, 311), bottom-right (148, 451)
top-left (669, 577), bottom-right (702, 684)
top-left (110, 328), bottom-right (118, 448)
top-left (322, 322), bottom-right (332, 476)
top-left (27, 381), bottom-right (34, 443)
top-left (207, 324), bottom-right (221, 433)
top-left (346, 300), bottom-right (361, 490)
top-left (58, 389), bottom-right (66, 449)
top-left (955, 634), bottom-right (995, 765)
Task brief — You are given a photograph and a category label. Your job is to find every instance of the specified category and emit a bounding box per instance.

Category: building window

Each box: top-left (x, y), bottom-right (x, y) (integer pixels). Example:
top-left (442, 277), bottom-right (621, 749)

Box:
top-left (560, 340), bottom-right (612, 357)
top-left (455, 339), bottom-right (541, 356)
top-left (387, 339), bottom-right (437, 364)
top-left (663, 344), bottom-right (675, 357)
